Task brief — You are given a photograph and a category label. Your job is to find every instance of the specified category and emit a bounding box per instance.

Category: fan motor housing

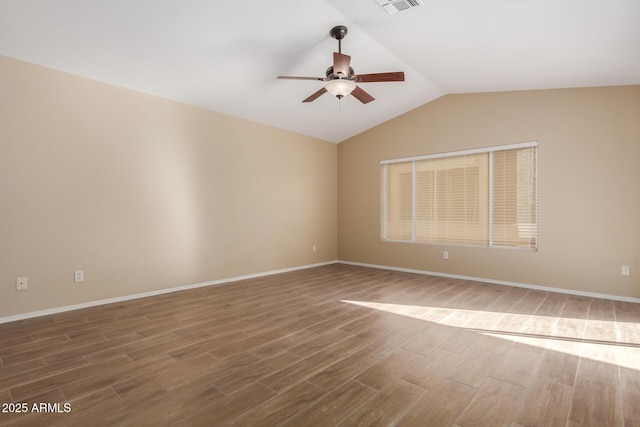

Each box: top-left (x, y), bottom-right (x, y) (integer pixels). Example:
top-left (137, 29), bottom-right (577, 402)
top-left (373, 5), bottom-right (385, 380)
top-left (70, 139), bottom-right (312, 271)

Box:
top-left (326, 65), bottom-right (355, 80)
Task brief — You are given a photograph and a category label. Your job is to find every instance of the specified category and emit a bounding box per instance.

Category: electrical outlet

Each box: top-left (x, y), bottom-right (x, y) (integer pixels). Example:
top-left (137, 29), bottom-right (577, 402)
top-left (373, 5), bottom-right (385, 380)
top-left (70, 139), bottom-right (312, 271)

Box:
top-left (16, 277), bottom-right (27, 291)
top-left (621, 265), bottom-right (630, 276)
top-left (74, 270), bottom-right (84, 282)
top-left (443, 251), bottom-right (449, 260)
top-left (312, 245), bottom-right (317, 253)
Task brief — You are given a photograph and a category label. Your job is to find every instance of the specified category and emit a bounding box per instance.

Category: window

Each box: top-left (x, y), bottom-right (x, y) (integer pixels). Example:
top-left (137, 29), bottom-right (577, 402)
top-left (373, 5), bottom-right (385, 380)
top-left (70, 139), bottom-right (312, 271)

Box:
top-left (382, 142), bottom-right (537, 250)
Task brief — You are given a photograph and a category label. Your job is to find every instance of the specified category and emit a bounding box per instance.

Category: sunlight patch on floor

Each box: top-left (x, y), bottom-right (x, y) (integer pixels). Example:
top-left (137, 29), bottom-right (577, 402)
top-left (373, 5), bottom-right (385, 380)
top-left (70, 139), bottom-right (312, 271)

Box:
top-left (341, 299), bottom-right (640, 372)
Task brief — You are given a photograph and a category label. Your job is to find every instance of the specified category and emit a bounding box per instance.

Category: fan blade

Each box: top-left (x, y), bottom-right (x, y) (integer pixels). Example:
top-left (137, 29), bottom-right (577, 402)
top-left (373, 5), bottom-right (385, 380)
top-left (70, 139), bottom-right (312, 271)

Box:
top-left (278, 76), bottom-right (327, 81)
top-left (351, 86), bottom-right (375, 104)
top-left (333, 52), bottom-right (351, 77)
top-left (354, 72), bottom-right (405, 83)
top-left (302, 87), bottom-right (327, 103)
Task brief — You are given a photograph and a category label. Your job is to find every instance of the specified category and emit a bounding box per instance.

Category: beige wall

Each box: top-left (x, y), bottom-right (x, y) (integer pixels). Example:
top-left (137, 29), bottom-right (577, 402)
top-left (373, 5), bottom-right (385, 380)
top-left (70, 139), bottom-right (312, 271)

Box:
top-left (339, 86), bottom-right (640, 298)
top-left (0, 56), bottom-right (337, 318)
top-left (2, 55), bottom-right (638, 320)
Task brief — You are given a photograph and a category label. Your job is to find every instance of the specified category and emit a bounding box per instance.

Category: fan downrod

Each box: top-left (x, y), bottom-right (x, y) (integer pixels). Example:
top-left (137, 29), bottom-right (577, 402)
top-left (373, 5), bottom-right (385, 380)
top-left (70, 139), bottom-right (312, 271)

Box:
top-left (330, 25), bottom-right (348, 53)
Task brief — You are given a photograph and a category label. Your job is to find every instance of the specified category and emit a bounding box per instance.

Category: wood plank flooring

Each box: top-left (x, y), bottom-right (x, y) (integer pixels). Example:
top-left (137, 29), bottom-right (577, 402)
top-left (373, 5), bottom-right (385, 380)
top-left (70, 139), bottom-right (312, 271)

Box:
top-left (1, 264), bottom-right (639, 426)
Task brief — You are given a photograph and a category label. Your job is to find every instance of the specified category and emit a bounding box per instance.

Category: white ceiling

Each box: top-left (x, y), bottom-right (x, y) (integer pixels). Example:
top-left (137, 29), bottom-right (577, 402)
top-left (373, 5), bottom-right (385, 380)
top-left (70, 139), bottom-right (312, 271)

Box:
top-left (1, 0), bottom-right (639, 143)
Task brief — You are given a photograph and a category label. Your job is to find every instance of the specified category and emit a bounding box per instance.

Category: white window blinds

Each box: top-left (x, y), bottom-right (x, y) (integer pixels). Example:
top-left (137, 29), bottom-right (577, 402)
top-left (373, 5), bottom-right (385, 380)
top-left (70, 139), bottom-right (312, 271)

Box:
top-left (382, 142), bottom-right (538, 250)
top-left (491, 146), bottom-right (538, 249)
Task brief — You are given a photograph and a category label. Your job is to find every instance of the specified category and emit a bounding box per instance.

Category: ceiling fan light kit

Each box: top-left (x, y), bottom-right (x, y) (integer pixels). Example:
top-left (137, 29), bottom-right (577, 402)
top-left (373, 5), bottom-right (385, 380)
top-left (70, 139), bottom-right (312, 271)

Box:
top-left (325, 79), bottom-right (356, 99)
top-left (277, 25), bottom-right (405, 105)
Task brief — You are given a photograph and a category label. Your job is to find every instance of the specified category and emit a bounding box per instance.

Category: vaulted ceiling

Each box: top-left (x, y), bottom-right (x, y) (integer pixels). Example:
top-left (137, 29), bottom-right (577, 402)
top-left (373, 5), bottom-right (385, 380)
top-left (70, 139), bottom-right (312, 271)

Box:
top-left (1, 0), bottom-right (639, 143)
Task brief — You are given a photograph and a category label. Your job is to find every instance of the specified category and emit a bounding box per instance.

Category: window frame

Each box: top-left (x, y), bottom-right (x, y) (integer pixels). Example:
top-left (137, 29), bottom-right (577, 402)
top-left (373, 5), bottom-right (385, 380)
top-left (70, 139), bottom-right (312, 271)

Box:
top-left (381, 141), bottom-right (538, 251)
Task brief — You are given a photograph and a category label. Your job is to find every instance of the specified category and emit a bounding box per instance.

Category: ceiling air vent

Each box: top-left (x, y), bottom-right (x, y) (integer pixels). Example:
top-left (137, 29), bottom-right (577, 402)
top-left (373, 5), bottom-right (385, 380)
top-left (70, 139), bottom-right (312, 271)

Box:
top-left (376, 0), bottom-right (423, 14)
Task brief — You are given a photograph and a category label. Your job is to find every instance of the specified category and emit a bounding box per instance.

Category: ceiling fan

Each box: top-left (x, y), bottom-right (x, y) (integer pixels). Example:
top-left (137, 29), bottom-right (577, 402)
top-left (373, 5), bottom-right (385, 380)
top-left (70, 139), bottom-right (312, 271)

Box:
top-left (277, 25), bottom-right (405, 104)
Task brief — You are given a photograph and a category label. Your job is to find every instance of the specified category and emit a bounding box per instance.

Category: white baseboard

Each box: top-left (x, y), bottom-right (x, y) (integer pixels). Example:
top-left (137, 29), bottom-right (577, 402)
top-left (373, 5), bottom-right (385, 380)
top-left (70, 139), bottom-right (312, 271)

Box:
top-left (0, 260), bottom-right (338, 325)
top-left (338, 260), bottom-right (640, 304)
top-left (2, 259), bottom-right (636, 324)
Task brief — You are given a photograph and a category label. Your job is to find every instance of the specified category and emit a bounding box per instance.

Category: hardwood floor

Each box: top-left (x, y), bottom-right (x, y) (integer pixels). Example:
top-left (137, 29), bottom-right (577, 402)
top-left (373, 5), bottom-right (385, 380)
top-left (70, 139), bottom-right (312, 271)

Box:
top-left (1, 264), bottom-right (639, 426)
